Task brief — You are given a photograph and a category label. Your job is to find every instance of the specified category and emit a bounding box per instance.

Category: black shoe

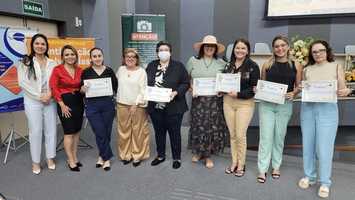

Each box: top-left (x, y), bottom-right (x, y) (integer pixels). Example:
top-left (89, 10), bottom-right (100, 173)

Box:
top-left (67, 163), bottom-right (80, 172)
top-left (76, 162), bottom-right (83, 167)
top-left (103, 166), bottom-right (111, 171)
top-left (96, 163), bottom-right (102, 168)
top-left (122, 159), bottom-right (133, 165)
top-left (151, 157), bottom-right (165, 166)
top-left (132, 161), bottom-right (141, 167)
top-left (172, 160), bottom-right (181, 169)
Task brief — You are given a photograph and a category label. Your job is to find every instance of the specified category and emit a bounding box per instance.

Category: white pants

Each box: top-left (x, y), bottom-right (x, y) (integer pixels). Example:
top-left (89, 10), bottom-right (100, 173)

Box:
top-left (24, 95), bottom-right (57, 163)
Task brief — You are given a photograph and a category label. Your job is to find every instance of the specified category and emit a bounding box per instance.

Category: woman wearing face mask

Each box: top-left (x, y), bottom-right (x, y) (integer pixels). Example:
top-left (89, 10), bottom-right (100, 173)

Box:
top-left (222, 38), bottom-right (260, 177)
top-left (186, 35), bottom-right (227, 169)
top-left (298, 40), bottom-right (350, 198)
top-left (256, 35), bottom-right (302, 183)
top-left (116, 48), bottom-right (149, 167)
top-left (50, 45), bottom-right (84, 172)
top-left (80, 47), bottom-right (118, 171)
top-left (17, 33), bottom-right (57, 174)
top-left (146, 41), bottom-right (189, 169)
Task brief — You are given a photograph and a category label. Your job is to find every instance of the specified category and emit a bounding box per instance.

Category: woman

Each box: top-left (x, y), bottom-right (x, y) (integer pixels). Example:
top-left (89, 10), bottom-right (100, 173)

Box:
top-left (187, 35), bottom-right (227, 169)
top-left (50, 45), bottom-right (84, 172)
top-left (17, 33), bottom-right (57, 174)
top-left (298, 40), bottom-right (350, 198)
top-left (257, 35), bottom-right (302, 183)
top-left (146, 41), bottom-right (189, 169)
top-left (222, 39), bottom-right (260, 176)
top-left (116, 48), bottom-right (149, 167)
top-left (81, 47), bottom-right (117, 171)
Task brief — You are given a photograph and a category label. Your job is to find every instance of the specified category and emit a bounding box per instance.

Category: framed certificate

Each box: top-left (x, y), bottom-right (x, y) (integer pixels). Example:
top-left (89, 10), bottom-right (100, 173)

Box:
top-left (84, 77), bottom-right (113, 98)
top-left (192, 77), bottom-right (217, 96)
top-left (144, 86), bottom-right (172, 103)
top-left (301, 80), bottom-right (337, 103)
top-left (255, 80), bottom-right (288, 104)
top-left (215, 73), bottom-right (241, 93)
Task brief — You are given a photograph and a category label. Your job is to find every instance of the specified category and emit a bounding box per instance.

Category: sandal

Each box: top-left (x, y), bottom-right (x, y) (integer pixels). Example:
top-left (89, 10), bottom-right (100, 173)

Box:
top-left (271, 169), bottom-right (280, 179)
top-left (205, 159), bottom-right (214, 169)
top-left (257, 173), bottom-right (267, 183)
top-left (225, 165), bottom-right (237, 174)
top-left (234, 166), bottom-right (246, 177)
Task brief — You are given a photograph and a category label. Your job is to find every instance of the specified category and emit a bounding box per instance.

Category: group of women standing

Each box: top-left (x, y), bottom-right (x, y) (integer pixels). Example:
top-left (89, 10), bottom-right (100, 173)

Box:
top-left (186, 34), bottom-right (350, 198)
top-left (18, 33), bottom-right (350, 198)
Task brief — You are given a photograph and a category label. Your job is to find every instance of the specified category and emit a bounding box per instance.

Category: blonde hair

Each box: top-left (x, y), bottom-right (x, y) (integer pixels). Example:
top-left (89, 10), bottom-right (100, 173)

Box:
top-left (122, 48), bottom-right (140, 66)
top-left (265, 35), bottom-right (293, 70)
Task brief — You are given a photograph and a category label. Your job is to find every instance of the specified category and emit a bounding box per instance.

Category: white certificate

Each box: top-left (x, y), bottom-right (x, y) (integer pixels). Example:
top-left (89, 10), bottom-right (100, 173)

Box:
top-left (255, 80), bottom-right (288, 104)
top-left (215, 73), bottom-right (241, 93)
top-left (144, 86), bottom-right (172, 103)
top-left (193, 77), bottom-right (217, 96)
top-left (84, 77), bottom-right (113, 98)
top-left (301, 80), bottom-right (337, 103)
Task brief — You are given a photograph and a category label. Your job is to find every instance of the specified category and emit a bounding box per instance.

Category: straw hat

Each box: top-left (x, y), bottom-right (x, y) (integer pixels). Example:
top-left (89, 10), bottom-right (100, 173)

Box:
top-left (193, 35), bottom-right (225, 54)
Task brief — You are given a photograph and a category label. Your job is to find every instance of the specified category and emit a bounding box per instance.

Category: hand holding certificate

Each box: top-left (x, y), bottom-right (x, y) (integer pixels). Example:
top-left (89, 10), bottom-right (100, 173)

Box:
top-left (255, 80), bottom-right (288, 104)
top-left (215, 73), bottom-right (241, 93)
top-left (144, 86), bottom-right (172, 103)
top-left (83, 77), bottom-right (113, 98)
top-left (192, 77), bottom-right (217, 96)
top-left (301, 80), bottom-right (337, 103)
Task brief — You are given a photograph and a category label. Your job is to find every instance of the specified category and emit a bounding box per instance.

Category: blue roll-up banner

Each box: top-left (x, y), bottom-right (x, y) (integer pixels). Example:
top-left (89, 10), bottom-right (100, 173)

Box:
top-left (0, 27), bottom-right (36, 113)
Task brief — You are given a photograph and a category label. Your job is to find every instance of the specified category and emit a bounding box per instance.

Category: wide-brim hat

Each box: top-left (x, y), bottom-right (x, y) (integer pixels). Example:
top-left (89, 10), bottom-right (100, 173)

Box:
top-left (193, 35), bottom-right (225, 54)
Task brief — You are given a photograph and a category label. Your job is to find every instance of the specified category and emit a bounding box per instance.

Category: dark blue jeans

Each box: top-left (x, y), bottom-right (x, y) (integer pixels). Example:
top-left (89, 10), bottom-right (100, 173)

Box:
top-left (85, 97), bottom-right (115, 161)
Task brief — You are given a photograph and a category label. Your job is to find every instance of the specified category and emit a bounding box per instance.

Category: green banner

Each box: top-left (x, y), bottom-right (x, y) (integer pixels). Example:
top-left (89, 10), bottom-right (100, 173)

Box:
top-left (23, 0), bottom-right (44, 17)
top-left (121, 14), bottom-right (166, 67)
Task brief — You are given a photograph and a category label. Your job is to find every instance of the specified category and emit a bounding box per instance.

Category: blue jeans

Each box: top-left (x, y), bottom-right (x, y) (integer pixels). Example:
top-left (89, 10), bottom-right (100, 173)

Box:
top-left (85, 97), bottom-right (116, 161)
top-left (300, 102), bottom-right (338, 187)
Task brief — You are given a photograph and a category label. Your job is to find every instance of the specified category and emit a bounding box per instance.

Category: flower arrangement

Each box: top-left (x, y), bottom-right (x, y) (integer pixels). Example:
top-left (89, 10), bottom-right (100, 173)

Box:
top-left (290, 36), bottom-right (315, 66)
top-left (344, 55), bottom-right (355, 82)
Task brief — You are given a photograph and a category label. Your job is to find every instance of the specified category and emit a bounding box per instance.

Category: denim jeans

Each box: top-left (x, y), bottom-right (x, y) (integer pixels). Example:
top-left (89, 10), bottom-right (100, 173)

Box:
top-left (300, 102), bottom-right (338, 187)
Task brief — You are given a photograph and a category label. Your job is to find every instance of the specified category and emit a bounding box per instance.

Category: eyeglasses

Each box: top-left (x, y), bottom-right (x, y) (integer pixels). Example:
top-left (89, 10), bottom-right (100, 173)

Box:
top-left (273, 44), bottom-right (288, 49)
top-left (312, 49), bottom-right (326, 55)
top-left (125, 55), bottom-right (137, 59)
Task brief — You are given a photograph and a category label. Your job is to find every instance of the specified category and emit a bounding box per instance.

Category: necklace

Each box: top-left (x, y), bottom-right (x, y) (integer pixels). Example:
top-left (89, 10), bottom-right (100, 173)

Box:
top-left (203, 58), bottom-right (213, 68)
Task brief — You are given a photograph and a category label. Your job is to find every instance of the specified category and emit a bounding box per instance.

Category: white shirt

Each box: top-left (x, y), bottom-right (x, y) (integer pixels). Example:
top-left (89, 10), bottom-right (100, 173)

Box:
top-left (116, 66), bottom-right (147, 107)
top-left (17, 57), bottom-right (57, 100)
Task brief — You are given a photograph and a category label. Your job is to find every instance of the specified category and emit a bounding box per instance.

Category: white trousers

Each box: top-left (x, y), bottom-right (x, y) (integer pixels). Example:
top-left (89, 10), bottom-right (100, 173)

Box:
top-left (24, 95), bottom-right (57, 163)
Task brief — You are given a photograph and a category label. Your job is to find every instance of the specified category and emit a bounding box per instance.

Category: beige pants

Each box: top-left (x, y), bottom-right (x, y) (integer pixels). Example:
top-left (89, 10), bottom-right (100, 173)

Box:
top-left (223, 95), bottom-right (255, 167)
top-left (117, 103), bottom-right (150, 161)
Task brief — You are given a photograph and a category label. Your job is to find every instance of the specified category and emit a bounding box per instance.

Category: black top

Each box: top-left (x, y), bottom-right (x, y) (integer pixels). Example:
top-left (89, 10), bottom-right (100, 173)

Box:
top-left (80, 66), bottom-right (118, 98)
top-left (266, 61), bottom-right (296, 92)
top-left (223, 58), bottom-right (260, 99)
top-left (146, 59), bottom-right (190, 115)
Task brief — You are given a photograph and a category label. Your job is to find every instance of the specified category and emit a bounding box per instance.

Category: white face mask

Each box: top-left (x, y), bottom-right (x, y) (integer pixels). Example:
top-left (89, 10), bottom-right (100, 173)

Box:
top-left (158, 51), bottom-right (171, 62)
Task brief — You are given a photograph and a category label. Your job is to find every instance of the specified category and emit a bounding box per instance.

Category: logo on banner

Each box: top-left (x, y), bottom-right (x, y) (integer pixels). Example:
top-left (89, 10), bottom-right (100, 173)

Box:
top-left (131, 20), bottom-right (157, 41)
top-left (137, 20), bottom-right (152, 33)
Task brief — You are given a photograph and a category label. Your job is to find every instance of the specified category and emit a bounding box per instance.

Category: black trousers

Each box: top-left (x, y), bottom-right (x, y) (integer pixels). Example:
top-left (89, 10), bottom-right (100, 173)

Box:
top-left (149, 109), bottom-right (183, 160)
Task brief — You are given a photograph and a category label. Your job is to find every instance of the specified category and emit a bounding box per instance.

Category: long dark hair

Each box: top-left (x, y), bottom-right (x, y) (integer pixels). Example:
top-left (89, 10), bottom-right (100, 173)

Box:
top-left (225, 38), bottom-right (251, 74)
top-left (307, 40), bottom-right (334, 66)
top-left (196, 44), bottom-right (218, 59)
top-left (22, 33), bottom-right (49, 80)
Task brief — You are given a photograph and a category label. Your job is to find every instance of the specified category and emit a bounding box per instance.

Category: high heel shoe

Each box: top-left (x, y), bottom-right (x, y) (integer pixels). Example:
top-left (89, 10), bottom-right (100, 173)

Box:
top-left (67, 163), bottom-right (80, 172)
top-left (76, 162), bottom-right (83, 167)
top-left (47, 159), bottom-right (56, 171)
top-left (96, 157), bottom-right (104, 168)
top-left (32, 165), bottom-right (41, 175)
top-left (103, 160), bottom-right (111, 171)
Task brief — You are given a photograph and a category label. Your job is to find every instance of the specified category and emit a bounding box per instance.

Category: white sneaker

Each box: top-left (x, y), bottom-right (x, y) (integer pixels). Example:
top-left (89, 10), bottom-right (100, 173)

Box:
top-left (318, 185), bottom-right (330, 198)
top-left (298, 177), bottom-right (315, 189)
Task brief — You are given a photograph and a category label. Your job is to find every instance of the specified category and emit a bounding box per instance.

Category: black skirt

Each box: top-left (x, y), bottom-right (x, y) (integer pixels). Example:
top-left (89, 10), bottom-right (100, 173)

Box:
top-left (57, 91), bottom-right (84, 134)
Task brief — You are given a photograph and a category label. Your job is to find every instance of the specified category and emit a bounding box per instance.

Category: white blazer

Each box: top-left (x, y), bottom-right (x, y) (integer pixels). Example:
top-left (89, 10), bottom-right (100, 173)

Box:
top-left (17, 57), bottom-right (57, 100)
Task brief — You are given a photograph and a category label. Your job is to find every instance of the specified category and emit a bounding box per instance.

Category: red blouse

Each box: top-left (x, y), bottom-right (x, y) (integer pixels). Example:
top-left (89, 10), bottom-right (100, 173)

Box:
top-left (49, 64), bottom-right (83, 102)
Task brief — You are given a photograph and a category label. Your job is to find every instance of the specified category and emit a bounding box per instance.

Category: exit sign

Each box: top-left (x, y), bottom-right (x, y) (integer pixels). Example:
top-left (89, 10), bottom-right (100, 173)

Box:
top-left (23, 0), bottom-right (44, 17)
